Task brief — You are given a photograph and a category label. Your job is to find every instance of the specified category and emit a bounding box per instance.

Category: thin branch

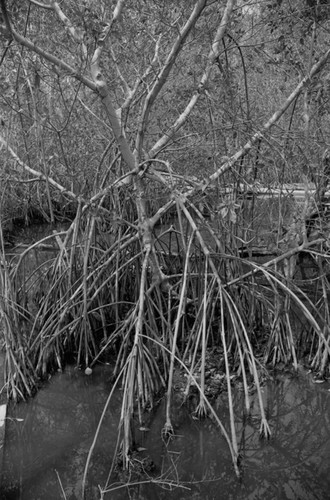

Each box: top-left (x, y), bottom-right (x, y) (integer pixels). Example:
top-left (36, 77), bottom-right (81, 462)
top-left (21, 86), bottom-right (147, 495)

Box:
top-left (90, 0), bottom-right (125, 70)
top-left (9, 27), bottom-right (96, 91)
top-left (77, 97), bottom-right (112, 132)
top-left (136, 0), bottom-right (208, 157)
top-left (0, 133), bottom-right (78, 201)
top-left (147, 0), bottom-right (234, 159)
top-left (29, 0), bottom-right (52, 9)
top-left (51, 1), bottom-right (85, 45)
top-left (207, 48), bottom-right (330, 185)
top-left (122, 34), bottom-right (162, 110)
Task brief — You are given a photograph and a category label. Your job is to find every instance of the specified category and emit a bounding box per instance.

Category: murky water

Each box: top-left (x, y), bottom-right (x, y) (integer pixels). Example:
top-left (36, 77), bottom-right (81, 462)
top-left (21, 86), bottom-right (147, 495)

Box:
top-left (1, 364), bottom-right (330, 500)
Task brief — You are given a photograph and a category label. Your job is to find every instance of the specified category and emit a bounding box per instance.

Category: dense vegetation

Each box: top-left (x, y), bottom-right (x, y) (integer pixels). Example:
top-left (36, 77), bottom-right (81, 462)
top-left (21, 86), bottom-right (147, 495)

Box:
top-left (1, 0), bottom-right (330, 496)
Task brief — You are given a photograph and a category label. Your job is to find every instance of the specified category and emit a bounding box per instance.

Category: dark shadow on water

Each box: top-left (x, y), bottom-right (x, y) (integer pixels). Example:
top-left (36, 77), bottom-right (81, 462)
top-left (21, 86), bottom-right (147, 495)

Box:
top-left (1, 364), bottom-right (120, 500)
top-left (1, 365), bottom-right (330, 500)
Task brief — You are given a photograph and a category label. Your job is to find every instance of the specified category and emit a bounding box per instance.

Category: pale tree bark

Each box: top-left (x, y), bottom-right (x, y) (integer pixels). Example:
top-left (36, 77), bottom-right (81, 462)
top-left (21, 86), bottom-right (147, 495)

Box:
top-left (148, 0), bottom-right (235, 159)
top-left (89, 1), bottom-right (137, 175)
top-left (135, 0), bottom-right (208, 158)
top-left (0, 0), bottom-right (219, 289)
top-left (0, 134), bottom-right (78, 201)
top-left (303, 16), bottom-right (317, 175)
top-left (0, 0), bottom-right (233, 191)
top-left (2, 0), bottom-right (330, 218)
top-left (206, 48), bottom-right (330, 188)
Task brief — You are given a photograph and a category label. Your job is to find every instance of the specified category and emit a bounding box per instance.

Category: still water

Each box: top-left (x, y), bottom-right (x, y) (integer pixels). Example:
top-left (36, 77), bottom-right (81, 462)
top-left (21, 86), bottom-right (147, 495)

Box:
top-left (1, 364), bottom-right (330, 500)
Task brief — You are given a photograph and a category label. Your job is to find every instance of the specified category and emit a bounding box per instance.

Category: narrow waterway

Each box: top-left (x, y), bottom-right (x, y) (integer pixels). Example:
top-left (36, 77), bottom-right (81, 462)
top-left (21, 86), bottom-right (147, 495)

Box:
top-left (1, 363), bottom-right (330, 500)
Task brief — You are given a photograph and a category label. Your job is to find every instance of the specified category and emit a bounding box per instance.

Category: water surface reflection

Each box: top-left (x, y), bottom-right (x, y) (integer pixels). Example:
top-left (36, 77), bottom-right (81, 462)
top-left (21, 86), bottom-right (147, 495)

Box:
top-left (1, 365), bottom-right (330, 500)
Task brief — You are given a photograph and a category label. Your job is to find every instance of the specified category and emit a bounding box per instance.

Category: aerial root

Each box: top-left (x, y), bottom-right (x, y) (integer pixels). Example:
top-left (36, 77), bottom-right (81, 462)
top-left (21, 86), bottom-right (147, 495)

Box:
top-left (162, 421), bottom-right (174, 443)
top-left (259, 418), bottom-right (271, 440)
top-left (194, 399), bottom-right (209, 419)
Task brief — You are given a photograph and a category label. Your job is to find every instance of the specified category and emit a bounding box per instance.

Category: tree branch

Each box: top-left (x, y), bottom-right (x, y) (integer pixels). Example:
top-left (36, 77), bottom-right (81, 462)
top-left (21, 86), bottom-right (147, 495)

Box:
top-left (90, 0), bottom-right (125, 70)
top-left (147, 0), bottom-right (234, 159)
top-left (207, 48), bottom-right (330, 186)
top-left (29, 0), bottom-right (52, 9)
top-left (90, 0), bottom-right (136, 173)
top-left (51, 1), bottom-right (85, 46)
top-left (8, 25), bottom-right (96, 91)
top-left (0, 133), bottom-right (78, 201)
top-left (135, 0), bottom-right (208, 157)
